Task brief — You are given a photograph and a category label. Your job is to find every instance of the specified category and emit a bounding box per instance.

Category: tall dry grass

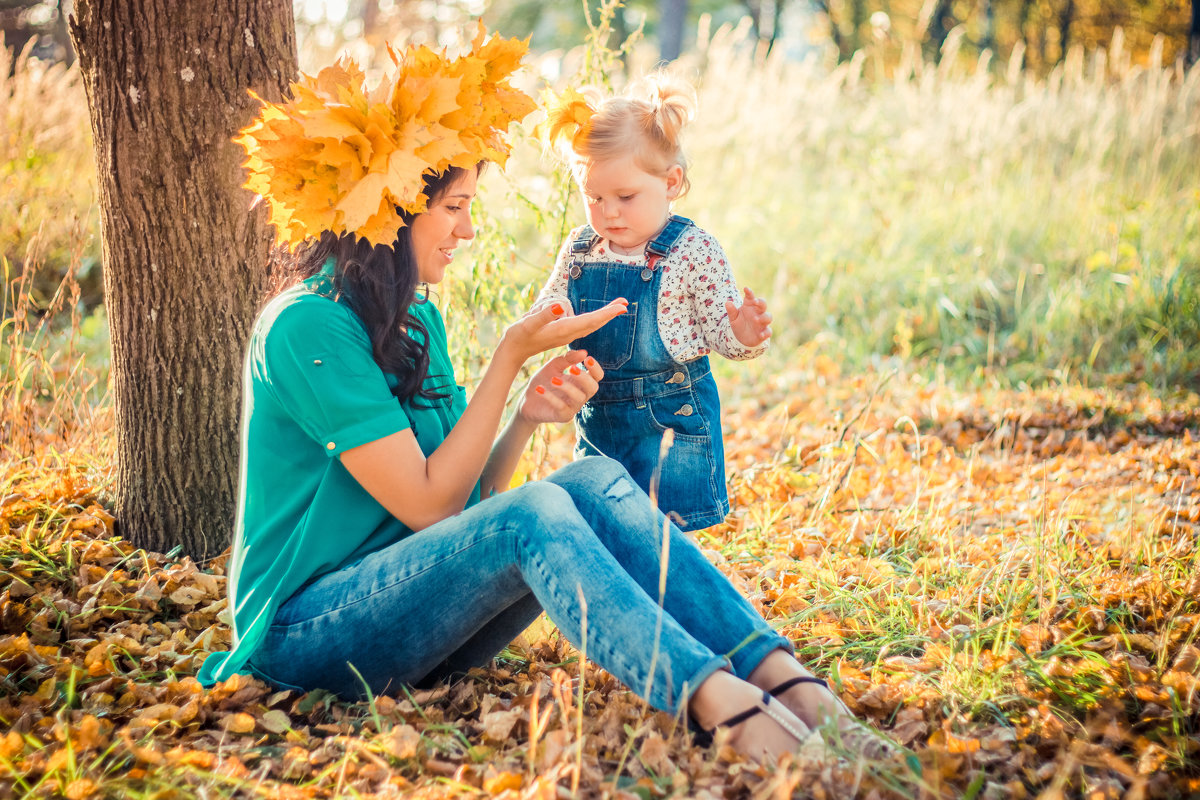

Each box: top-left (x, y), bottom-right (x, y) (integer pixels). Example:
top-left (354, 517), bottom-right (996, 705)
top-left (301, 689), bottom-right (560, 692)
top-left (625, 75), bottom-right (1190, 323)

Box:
top-left (0, 39), bottom-right (99, 306)
top-left (680, 24), bottom-right (1200, 387)
top-left (493, 22), bottom-right (1200, 389)
top-left (1, 40), bottom-right (107, 467)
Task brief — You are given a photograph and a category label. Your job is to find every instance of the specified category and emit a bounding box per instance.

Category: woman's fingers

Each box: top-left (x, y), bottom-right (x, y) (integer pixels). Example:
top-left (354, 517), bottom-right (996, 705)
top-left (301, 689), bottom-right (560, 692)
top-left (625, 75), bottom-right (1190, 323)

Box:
top-left (527, 350), bottom-right (604, 421)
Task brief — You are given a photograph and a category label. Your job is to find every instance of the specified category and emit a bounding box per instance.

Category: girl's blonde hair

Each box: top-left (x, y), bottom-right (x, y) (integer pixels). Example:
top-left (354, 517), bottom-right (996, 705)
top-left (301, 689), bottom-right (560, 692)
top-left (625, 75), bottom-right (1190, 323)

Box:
top-left (570, 72), bottom-right (697, 198)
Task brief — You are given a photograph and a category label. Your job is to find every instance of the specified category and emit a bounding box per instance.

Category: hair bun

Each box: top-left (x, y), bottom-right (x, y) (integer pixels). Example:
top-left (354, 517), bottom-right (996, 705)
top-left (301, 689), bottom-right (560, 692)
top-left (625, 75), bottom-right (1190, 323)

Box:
top-left (638, 72), bottom-right (696, 145)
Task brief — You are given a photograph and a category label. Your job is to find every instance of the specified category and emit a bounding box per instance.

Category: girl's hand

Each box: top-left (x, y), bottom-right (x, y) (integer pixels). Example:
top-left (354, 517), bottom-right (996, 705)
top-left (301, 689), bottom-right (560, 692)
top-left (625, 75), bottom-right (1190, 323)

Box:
top-left (519, 349), bottom-right (604, 425)
top-left (726, 287), bottom-right (772, 347)
top-left (499, 298), bottom-right (627, 365)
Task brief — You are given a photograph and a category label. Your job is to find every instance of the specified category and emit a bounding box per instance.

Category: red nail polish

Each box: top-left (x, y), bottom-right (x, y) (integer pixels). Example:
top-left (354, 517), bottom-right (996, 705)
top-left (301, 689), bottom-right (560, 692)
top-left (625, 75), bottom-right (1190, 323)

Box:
top-left (570, 366), bottom-right (582, 375)
top-left (535, 386), bottom-right (546, 395)
top-left (585, 357), bottom-right (596, 367)
top-left (551, 303), bottom-right (564, 316)
top-left (551, 376), bottom-right (564, 386)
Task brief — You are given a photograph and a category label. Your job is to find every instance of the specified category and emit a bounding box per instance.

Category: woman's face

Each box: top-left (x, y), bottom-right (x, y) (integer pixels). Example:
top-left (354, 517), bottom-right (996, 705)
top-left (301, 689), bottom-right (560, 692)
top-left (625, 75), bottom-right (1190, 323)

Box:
top-left (410, 170), bottom-right (478, 284)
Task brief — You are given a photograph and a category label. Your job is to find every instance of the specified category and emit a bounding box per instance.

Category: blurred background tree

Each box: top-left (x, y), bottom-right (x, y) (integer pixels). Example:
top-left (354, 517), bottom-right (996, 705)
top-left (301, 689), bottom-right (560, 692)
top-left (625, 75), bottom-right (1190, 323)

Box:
top-left (272, 0), bottom-right (1195, 71)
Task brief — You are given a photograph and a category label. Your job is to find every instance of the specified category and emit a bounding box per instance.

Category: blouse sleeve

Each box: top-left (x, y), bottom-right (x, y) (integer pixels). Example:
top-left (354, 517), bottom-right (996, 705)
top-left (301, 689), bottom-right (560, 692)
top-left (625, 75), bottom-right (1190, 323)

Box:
top-left (259, 298), bottom-right (413, 457)
top-left (533, 237), bottom-right (575, 313)
top-left (684, 233), bottom-right (769, 361)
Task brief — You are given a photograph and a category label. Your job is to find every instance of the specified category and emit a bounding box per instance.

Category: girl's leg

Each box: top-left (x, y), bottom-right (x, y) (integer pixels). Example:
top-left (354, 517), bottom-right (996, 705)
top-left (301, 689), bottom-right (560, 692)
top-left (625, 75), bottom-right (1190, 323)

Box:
top-left (249, 479), bottom-right (728, 712)
top-left (544, 457), bottom-right (793, 679)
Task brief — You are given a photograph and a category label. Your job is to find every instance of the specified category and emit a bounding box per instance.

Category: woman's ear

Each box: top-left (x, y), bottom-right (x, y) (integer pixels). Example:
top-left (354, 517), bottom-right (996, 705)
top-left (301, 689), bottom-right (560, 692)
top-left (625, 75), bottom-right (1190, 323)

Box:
top-left (665, 164), bottom-right (685, 200)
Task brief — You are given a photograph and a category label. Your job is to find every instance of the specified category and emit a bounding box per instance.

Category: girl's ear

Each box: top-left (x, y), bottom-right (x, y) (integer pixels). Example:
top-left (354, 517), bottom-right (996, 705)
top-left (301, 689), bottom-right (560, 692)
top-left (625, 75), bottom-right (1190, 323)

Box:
top-left (665, 164), bottom-right (685, 200)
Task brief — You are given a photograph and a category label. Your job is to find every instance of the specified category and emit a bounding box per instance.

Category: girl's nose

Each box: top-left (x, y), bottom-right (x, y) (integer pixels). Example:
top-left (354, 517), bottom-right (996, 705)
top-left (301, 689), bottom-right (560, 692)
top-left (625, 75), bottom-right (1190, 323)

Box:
top-left (602, 200), bottom-right (619, 219)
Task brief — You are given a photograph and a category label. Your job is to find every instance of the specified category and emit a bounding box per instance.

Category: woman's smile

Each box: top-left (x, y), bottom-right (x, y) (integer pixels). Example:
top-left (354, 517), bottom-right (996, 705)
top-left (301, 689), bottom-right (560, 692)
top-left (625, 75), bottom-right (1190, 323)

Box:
top-left (411, 170), bottom-right (477, 284)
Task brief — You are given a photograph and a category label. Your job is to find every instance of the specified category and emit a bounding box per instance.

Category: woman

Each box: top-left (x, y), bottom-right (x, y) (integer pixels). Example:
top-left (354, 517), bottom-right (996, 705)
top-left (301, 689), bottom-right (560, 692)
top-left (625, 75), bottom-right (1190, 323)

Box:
top-left (198, 31), bottom-right (853, 763)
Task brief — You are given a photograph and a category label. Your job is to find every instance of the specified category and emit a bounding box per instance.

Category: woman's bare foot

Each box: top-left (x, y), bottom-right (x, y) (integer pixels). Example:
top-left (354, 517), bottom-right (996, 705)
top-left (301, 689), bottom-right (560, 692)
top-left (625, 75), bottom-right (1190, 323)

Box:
top-left (747, 649), bottom-right (852, 730)
top-left (688, 669), bottom-right (811, 763)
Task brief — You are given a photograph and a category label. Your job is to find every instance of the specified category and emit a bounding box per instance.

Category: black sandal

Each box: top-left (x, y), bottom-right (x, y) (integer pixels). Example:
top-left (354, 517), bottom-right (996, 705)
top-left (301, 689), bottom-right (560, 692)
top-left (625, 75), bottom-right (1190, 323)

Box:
top-left (694, 689), bottom-right (809, 747)
top-left (768, 676), bottom-right (854, 715)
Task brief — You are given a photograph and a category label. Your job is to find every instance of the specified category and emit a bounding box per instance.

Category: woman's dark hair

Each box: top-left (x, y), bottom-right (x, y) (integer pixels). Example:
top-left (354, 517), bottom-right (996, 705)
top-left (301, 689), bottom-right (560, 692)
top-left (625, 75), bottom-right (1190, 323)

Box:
top-left (288, 166), bottom-right (476, 405)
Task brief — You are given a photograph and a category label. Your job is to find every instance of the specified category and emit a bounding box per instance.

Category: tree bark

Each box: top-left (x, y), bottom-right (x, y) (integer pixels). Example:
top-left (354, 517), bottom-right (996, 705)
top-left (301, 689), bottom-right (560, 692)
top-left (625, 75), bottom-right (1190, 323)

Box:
top-left (660, 0), bottom-right (687, 62)
top-left (68, 0), bottom-right (297, 559)
top-left (1057, 0), bottom-right (1075, 62)
top-left (1189, 0), bottom-right (1199, 69)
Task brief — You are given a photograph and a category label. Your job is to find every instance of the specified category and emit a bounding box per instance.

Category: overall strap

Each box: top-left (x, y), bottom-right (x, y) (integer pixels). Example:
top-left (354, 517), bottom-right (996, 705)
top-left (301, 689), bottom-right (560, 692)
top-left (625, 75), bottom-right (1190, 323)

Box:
top-left (567, 225), bottom-right (601, 280)
top-left (570, 225), bottom-right (601, 255)
top-left (646, 214), bottom-right (694, 258)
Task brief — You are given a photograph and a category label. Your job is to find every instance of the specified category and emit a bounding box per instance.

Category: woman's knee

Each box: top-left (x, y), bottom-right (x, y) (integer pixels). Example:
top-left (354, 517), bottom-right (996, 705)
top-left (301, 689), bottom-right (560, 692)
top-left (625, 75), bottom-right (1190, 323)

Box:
top-left (548, 456), bottom-right (635, 495)
top-left (502, 480), bottom-right (582, 536)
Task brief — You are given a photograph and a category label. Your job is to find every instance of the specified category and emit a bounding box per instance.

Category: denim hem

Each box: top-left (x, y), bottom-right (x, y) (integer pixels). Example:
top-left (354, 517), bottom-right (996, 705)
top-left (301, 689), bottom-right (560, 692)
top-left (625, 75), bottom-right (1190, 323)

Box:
top-left (726, 630), bottom-right (794, 681)
top-left (673, 653), bottom-right (732, 716)
top-left (670, 500), bottom-right (730, 531)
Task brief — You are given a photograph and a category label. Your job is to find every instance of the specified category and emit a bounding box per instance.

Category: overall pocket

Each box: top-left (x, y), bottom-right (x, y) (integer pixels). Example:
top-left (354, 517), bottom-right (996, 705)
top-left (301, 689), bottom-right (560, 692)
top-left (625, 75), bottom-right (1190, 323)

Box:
top-left (644, 386), bottom-right (710, 442)
top-left (571, 299), bottom-right (637, 370)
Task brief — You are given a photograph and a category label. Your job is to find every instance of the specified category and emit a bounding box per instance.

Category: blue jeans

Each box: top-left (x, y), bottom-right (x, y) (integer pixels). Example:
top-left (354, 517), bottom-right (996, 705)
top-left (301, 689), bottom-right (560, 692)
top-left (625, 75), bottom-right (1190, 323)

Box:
top-left (246, 457), bottom-right (791, 714)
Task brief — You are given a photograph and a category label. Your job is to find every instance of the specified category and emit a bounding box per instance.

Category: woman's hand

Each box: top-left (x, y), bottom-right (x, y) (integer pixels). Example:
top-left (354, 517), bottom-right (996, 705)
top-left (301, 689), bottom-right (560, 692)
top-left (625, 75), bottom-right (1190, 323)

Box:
top-left (726, 287), bottom-right (772, 347)
top-left (498, 298), bottom-right (627, 365)
top-left (518, 349), bottom-right (604, 425)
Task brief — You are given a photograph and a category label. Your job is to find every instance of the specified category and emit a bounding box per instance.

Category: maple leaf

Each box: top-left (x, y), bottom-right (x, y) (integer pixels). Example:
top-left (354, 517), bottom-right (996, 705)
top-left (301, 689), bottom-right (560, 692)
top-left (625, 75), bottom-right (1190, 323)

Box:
top-left (299, 103), bottom-right (365, 141)
top-left (235, 26), bottom-right (534, 249)
top-left (536, 86), bottom-right (595, 149)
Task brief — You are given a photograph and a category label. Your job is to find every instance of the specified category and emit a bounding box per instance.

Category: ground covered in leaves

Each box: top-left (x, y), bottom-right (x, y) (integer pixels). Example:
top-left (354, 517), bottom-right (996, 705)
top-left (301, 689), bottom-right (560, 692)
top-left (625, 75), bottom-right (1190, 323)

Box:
top-left (2, 360), bottom-right (1198, 798)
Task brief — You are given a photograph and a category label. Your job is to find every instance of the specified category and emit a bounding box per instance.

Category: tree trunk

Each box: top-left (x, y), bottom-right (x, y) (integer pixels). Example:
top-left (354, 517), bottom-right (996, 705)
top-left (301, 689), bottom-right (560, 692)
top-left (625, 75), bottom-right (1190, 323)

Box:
top-left (659, 0), bottom-right (687, 61)
top-left (979, 0), bottom-right (995, 55)
top-left (1189, 0), bottom-right (1199, 69)
top-left (1057, 0), bottom-right (1074, 62)
top-left (68, 0), bottom-right (296, 559)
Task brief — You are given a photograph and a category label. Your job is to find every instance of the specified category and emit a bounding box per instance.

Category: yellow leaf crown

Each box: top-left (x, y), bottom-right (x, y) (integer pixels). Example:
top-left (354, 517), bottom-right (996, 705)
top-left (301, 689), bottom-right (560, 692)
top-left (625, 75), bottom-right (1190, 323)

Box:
top-left (235, 24), bottom-right (536, 250)
top-left (536, 86), bottom-right (597, 153)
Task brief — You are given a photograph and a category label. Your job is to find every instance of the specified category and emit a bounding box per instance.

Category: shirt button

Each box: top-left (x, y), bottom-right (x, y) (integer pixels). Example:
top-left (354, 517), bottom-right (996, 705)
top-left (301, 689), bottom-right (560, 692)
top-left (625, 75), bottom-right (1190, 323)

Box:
top-left (675, 404), bottom-right (694, 416)
top-left (326, 442), bottom-right (336, 450)
top-left (313, 359), bottom-right (323, 366)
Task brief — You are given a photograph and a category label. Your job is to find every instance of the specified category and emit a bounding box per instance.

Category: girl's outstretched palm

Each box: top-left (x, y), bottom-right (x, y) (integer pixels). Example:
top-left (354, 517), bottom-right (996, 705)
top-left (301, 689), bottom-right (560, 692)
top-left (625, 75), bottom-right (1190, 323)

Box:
top-left (726, 287), bottom-right (772, 347)
top-left (501, 298), bottom-right (627, 363)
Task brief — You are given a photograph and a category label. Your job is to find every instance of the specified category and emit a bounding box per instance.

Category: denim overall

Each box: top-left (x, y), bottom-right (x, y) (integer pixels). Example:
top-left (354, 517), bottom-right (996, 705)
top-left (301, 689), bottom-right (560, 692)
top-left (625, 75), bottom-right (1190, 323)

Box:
top-left (566, 215), bottom-right (729, 531)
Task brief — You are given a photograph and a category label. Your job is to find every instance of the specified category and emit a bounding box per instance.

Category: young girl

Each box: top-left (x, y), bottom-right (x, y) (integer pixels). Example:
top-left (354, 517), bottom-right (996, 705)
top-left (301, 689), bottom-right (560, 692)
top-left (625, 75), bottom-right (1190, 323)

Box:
top-left (537, 75), bottom-right (772, 531)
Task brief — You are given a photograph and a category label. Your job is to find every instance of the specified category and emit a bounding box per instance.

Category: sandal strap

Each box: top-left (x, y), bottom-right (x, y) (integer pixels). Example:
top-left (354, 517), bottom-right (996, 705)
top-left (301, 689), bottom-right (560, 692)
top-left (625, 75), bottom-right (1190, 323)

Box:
top-left (768, 676), bottom-right (831, 696)
top-left (756, 693), bottom-right (810, 741)
top-left (710, 690), bottom-right (768, 734)
top-left (769, 675), bottom-right (856, 720)
top-left (708, 690), bottom-right (808, 743)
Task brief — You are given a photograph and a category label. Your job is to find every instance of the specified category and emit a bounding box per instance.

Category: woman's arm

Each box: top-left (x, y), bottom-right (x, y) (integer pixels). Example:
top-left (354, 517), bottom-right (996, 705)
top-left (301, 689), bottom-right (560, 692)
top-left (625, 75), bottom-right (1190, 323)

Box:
top-left (340, 302), bottom-right (622, 531)
top-left (478, 351), bottom-right (603, 497)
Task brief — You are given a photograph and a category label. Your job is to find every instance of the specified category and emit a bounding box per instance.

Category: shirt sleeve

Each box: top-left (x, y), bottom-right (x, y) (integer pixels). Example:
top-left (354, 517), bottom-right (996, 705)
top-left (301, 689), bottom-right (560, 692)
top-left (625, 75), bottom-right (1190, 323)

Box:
top-left (533, 236), bottom-right (575, 313)
top-left (259, 297), bottom-right (412, 457)
top-left (683, 233), bottom-right (769, 361)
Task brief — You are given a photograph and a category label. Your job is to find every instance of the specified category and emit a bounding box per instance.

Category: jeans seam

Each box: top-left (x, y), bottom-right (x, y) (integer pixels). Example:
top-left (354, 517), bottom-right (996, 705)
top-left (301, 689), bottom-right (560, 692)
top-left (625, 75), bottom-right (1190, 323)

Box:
top-left (514, 517), bottom-right (650, 704)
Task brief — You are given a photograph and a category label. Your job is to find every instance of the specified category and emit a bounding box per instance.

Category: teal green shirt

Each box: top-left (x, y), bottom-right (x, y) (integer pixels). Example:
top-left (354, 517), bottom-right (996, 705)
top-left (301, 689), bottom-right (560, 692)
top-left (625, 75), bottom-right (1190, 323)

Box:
top-left (197, 270), bottom-right (476, 686)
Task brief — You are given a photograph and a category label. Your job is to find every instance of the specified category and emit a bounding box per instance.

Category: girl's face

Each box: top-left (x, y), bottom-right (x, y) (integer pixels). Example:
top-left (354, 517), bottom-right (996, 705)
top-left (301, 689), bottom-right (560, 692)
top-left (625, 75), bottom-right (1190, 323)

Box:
top-left (410, 170), bottom-right (478, 284)
top-left (577, 155), bottom-right (683, 255)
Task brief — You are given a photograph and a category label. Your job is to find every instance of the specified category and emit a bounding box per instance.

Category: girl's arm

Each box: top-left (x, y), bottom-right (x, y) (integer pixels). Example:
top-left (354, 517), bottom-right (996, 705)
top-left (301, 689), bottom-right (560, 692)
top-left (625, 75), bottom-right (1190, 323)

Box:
top-left (684, 235), bottom-right (770, 360)
top-left (532, 237), bottom-right (575, 313)
top-left (340, 302), bottom-right (623, 531)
